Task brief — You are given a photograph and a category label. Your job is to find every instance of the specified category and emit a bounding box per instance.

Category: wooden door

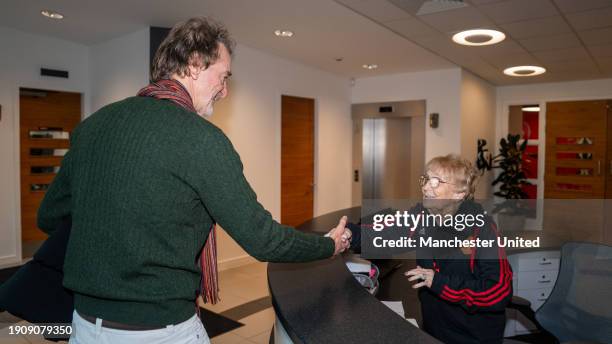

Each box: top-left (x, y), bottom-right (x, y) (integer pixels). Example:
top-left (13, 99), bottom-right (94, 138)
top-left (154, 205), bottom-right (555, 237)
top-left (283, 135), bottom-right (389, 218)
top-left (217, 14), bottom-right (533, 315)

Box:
top-left (545, 100), bottom-right (607, 199)
top-left (20, 89), bottom-right (81, 244)
top-left (281, 95), bottom-right (314, 227)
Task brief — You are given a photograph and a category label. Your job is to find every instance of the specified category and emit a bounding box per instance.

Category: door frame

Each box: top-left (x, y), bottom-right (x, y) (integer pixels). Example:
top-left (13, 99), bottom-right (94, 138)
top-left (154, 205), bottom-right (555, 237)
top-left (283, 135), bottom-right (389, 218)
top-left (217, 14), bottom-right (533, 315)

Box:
top-left (351, 100), bottom-right (426, 206)
top-left (8, 85), bottom-right (86, 265)
top-left (499, 95), bottom-right (612, 199)
top-left (277, 92), bottom-right (318, 222)
top-left (498, 95), bottom-right (612, 231)
top-left (499, 100), bottom-right (547, 201)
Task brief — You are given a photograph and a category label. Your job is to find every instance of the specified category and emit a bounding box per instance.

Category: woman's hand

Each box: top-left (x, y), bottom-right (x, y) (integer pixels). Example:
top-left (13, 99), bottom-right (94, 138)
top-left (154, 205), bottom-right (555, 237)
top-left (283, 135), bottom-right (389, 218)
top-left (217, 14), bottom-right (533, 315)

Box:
top-left (405, 266), bottom-right (434, 289)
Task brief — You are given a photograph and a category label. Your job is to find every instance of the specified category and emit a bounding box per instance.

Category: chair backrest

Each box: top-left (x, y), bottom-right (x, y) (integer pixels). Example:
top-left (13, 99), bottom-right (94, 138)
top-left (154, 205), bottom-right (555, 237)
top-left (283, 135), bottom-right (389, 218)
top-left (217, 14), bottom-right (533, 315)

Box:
top-left (536, 242), bottom-right (612, 343)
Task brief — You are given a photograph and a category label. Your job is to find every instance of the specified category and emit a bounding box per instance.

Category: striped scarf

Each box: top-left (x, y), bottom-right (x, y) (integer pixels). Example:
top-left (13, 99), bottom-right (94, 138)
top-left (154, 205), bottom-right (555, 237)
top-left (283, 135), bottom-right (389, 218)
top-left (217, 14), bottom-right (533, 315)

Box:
top-left (137, 79), bottom-right (220, 305)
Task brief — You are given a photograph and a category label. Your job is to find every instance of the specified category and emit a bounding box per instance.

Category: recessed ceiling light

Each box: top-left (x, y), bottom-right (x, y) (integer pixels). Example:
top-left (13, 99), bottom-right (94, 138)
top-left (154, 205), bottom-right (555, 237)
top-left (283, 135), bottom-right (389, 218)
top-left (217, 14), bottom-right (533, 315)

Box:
top-left (452, 29), bottom-right (505, 46)
top-left (41, 10), bottom-right (64, 20)
top-left (362, 64), bottom-right (378, 70)
top-left (274, 29), bottom-right (293, 38)
top-left (522, 106), bottom-right (540, 112)
top-left (504, 66), bottom-right (546, 77)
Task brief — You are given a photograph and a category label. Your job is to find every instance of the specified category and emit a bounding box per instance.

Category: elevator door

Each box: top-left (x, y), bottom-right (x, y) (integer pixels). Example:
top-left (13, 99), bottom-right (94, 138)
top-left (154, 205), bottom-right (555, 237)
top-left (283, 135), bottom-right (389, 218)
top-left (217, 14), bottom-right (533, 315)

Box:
top-left (362, 118), bottom-right (412, 199)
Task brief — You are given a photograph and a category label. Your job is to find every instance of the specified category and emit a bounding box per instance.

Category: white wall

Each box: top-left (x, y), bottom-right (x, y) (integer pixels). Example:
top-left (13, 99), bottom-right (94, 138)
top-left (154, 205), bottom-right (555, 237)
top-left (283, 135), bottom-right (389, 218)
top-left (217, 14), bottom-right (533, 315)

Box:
top-left (497, 78), bottom-right (612, 105)
top-left (89, 29), bottom-right (149, 114)
top-left (210, 43), bottom-right (352, 268)
top-left (351, 68), bottom-right (463, 162)
top-left (0, 26), bottom-right (90, 266)
top-left (460, 70), bottom-right (496, 198)
top-left (497, 77), bottom-right (612, 141)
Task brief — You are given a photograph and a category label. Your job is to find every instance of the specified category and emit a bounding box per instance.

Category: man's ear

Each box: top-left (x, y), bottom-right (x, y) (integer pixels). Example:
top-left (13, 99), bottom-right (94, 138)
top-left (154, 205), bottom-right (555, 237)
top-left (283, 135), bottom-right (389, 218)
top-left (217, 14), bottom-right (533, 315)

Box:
top-left (187, 64), bottom-right (201, 80)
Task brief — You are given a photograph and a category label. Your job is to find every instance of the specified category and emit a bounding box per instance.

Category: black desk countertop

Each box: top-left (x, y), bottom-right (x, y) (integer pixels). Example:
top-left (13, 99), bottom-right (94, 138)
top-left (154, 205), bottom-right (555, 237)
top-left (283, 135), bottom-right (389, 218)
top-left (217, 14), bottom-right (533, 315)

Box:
top-left (268, 206), bottom-right (570, 344)
top-left (268, 207), bottom-right (439, 344)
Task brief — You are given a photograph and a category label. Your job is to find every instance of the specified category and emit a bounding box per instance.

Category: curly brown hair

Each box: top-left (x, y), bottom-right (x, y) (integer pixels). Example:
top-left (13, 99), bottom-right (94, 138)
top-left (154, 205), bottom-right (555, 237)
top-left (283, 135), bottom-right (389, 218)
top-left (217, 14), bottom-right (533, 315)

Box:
top-left (151, 17), bottom-right (235, 82)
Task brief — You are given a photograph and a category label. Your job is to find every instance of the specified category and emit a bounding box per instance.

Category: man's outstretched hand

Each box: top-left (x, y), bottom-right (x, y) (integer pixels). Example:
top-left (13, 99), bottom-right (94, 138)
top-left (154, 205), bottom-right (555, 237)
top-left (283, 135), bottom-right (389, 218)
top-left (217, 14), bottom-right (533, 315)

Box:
top-left (327, 216), bottom-right (352, 256)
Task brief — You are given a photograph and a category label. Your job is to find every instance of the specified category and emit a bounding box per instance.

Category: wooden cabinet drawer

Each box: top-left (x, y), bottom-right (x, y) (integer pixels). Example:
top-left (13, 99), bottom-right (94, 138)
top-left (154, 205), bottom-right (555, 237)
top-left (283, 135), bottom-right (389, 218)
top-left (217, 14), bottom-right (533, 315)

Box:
top-left (517, 270), bottom-right (559, 290)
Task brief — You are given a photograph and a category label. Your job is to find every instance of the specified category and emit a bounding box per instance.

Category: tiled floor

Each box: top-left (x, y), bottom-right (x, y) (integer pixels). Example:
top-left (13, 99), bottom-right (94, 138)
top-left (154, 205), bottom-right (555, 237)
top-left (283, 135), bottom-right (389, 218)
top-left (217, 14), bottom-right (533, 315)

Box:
top-left (0, 262), bottom-right (274, 344)
top-left (205, 262), bottom-right (274, 344)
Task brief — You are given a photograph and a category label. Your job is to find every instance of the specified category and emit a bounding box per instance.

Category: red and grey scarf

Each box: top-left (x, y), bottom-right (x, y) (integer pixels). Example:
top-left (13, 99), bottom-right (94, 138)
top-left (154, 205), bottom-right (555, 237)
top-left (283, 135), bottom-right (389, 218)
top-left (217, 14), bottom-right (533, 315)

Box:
top-left (137, 79), bottom-right (220, 305)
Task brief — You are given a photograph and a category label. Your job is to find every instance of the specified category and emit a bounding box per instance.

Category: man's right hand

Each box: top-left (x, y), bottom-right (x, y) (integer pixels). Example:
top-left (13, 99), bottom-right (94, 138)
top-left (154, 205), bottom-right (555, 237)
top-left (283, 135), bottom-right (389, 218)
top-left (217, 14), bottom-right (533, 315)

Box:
top-left (327, 216), bottom-right (351, 256)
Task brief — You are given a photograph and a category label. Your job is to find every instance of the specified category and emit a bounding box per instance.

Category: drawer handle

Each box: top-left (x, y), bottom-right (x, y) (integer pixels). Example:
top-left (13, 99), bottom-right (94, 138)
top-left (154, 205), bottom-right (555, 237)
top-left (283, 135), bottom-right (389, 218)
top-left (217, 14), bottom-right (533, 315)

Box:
top-left (538, 280), bottom-right (551, 283)
top-left (539, 262), bottom-right (552, 265)
top-left (537, 298), bottom-right (547, 301)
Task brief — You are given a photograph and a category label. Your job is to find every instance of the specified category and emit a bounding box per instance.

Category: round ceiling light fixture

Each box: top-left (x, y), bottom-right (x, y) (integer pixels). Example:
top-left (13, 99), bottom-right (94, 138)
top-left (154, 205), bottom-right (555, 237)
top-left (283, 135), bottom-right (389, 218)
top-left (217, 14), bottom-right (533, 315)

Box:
top-left (274, 29), bottom-right (294, 38)
top-left (362, 64), bottom-right (378, 70)
top-left (41, 10), bottom-right (64, 20)
top-left (503, 65), bottom-right (546, 77)
top-left (452, 29), bottom-right (505, 46)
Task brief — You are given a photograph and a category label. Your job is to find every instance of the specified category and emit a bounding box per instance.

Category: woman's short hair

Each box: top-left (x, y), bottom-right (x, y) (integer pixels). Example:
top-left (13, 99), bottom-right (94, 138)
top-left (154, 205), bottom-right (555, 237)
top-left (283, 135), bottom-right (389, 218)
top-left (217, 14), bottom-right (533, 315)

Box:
top-left (426, 154), bottom-right (479, 199)
top-left (151, 17), bottom-right (236, 82)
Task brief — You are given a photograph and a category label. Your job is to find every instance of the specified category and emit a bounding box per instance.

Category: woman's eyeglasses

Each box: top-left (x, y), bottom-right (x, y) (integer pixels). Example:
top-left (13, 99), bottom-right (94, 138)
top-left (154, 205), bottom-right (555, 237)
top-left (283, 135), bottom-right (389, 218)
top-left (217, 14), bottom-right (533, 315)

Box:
top-left (419, 174), bottom-right (453, 189)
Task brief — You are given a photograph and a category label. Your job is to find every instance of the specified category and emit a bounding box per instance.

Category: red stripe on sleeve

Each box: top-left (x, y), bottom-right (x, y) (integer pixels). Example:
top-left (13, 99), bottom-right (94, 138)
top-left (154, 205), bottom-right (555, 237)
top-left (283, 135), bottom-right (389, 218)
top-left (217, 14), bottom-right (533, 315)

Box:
top-left (438, 224), bottom-right (513, 307)
top-left (440, 258), bottom-right (512, 306)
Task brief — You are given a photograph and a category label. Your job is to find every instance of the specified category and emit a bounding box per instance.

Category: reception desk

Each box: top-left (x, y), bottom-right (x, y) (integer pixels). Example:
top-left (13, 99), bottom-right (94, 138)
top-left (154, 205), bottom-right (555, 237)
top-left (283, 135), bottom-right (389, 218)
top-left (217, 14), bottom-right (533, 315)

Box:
top-left (268, 207), bottom-right (571, 344)
top-left (268, 207), bottom-right (439, 344)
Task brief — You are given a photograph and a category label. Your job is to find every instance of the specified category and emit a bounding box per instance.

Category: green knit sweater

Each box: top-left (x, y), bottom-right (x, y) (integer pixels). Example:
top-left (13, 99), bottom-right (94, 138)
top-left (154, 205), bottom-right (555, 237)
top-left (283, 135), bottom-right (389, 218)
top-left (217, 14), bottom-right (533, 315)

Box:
top-left (37, 96), bottom-right (334, 326)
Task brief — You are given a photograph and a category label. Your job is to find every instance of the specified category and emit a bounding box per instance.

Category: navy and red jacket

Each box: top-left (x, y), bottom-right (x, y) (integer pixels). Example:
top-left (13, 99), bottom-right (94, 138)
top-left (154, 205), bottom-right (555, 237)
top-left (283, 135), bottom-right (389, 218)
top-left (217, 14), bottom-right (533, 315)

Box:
top-left (350, 201), bottom-right (513, 343)
top-left (413, 202), bottom-right (513, 344)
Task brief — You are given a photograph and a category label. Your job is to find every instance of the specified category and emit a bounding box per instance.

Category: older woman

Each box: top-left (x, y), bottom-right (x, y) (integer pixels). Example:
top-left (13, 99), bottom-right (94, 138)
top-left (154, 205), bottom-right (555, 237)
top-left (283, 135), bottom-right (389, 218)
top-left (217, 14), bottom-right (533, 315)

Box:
top-left (405, 154), bottom-right (512, 344)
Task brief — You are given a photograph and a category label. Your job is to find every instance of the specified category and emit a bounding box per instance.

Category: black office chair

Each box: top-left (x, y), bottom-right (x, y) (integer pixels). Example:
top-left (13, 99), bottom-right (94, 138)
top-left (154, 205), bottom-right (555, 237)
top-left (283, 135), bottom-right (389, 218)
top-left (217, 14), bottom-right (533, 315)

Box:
top-left (508, 242), bottom-right (612, 343)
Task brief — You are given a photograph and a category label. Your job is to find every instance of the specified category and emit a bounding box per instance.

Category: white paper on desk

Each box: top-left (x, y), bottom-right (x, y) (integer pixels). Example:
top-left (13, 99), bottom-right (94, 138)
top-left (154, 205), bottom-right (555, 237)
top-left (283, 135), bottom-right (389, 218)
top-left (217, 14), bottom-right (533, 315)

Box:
top-left (380, 301), bottom-right (420, 328)
top-left (406, 318), bottom-right (419, 328)
top-left (381, 301), bottom-right (405, 318)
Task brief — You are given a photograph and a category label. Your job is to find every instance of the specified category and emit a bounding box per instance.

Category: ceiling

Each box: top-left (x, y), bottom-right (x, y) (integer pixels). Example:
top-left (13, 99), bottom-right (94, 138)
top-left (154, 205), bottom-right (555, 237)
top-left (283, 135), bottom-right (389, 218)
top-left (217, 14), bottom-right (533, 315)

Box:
top-left (2, 0), bottom-right (612, 85)
top-left (338, 0), bottom-right (612, 85)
